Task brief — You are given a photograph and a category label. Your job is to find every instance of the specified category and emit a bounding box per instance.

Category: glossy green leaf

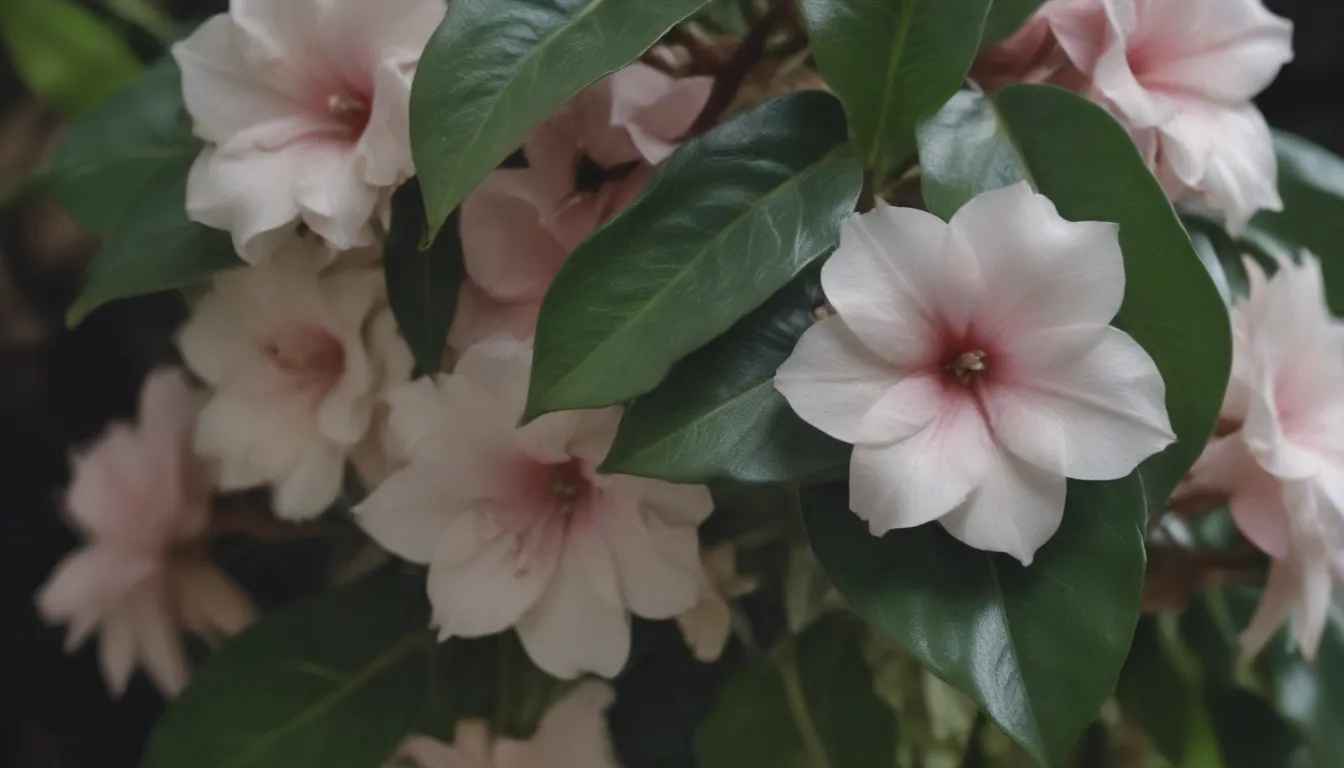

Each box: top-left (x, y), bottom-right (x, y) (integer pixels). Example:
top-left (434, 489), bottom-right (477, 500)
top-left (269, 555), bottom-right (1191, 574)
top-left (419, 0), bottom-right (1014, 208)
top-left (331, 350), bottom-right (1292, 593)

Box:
top-left (696, 614), bottom-right (896, 768)
top-left (802, 478), bottom-right (1147, 767)
top-left (917, 85), bottom-right (1231, 502)
top-left (799, 0), bottom-right (993, 180)
top-left (409, 0), bottom-right (713, 234)
top-left (526, 92), bottom-right (862, 420)
top-left (600, 270), bottom-right (850, 483)
top-left (982, 0), bottom-right (1047, 46)
top-left (141, 569), bottom-right (432, 768)
top-left (384, 181), bottom-right (464, 375)
top-left (0, 0), bottom-right (141, 117)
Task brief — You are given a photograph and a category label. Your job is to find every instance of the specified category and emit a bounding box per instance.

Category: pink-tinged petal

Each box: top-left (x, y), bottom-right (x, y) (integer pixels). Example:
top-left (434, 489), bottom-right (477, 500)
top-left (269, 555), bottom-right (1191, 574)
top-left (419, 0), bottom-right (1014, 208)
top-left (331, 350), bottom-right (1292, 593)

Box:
top-left (1132, 0), bottom-right (1293, 103)
top-left (1041, 0), bottom-right (1115, 74)
top-left (1158, 103), bottom-right (1281, 234)
top-left (820, 206), bottom-right (948, 365)
top-left (186, 147), bottom-right (305, 264)
top-left (460, 170), bottom-right (569, 301)
top-left (36, 549), bottom-right (156, 648)
top-left (172, 16), bottom-right (301, 144)
top-left (775, 318), bottom-right (934, 446)
top-left (568, 406), bottom-right (624, 466)
top-left (447, 282), bottom-right (541, 354)
top-left (194, 394), bottom-right (312, 492)
top-left (515, 411), bottom-right (585, 464)
top-left (1090, 36), bottom-right (1176, 129)
top-left (452, 337), bottom-right (534, 427)
top-left (616, 68), bottom-right (713, 164)
top-left (99, 611), bottom-right (140, 696)
top-left (610, 475), bottom-right (714, 527)
top-left (515, 544), bottom-right (632, 679)
top-left (1184, 437), bottom-right (1293, 559)
top-left (592, 496), bottom-right (701, 619)
top-left (359, 61), bottom-right (416, 188)
top-left (949, 182), bottom-right (1126, 335)
top-left (938, 443), bottom-right (1068, 565)
top-left (273, 440), bottom-right (345, 520)
top-left (396, 734), bottom-right (478, 768)
top-left (848, 398), bottom-right (995, 535)
top-left (340, 0), bottom-right (445, 62)
top-left (676, 590), bottom-right (731, 663)
top-left (131, 587), bottom-right (190, 697)
top-left (427, 512), bottom-right (558, 639)
top-left (66, 425), bottom-right (154, 540)
top-left (295, 146), bottom-right (381, 252)
top-left (1240, 556), bottom-right (1294, 659)
top-left (524, 681), bottom-right (620, 768)
top-left (1242, 355), bottom-right (1321, 482)
top-left (987, 326), bottom-right (1174, 481)
top-left (355, 463), bottom-right (476, 564)
top-left (173, 559), bottom-right (256, 639)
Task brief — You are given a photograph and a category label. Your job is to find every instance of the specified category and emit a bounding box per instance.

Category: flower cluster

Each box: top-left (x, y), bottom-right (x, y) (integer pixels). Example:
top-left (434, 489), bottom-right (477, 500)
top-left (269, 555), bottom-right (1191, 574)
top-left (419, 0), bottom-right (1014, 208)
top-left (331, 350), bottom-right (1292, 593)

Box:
top-left (979, 0), bottom-right (1294, 233)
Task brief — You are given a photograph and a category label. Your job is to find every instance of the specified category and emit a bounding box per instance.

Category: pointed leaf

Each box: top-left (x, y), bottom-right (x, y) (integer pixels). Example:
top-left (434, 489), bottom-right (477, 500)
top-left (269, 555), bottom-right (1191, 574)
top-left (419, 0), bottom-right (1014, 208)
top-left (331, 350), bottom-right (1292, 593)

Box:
top-left (798, 0), bottom-right (993, 179)
top-left (526, 92), bottom-right (863, 419)
top-left (802, 478), bottom-right (1146, 767)
top-left (384, 181), bottom-right (464, 375)
top-left (600, 270), bottom-right (850, 483)
top-left (409, 0), bottom-right (714, 234)
top-left (0, 0), bottom-right (141, 117)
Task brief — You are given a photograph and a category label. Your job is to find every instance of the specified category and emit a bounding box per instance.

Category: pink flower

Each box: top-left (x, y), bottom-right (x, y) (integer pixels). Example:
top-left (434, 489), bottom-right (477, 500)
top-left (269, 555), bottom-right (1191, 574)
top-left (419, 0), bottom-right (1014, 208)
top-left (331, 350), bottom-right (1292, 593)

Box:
top-left (355, 339), bottom-right (713, 678)
top-left (1039, 0), bottom-right (1293, 232)
top-left (1179, 254), bottom-right (1344, 658)
top-left (775, 183), bottom-right (1174, 564)
top-left (173, 0), bottom-right (446, 262)
top-left (389, 681), bottom-right (620, 768)
top-left (36, 370), bottom-right (255, 697)
top-left (178, 250), bottom-right (413, 520)
top-left (451, 63), bottom-right (712, 351)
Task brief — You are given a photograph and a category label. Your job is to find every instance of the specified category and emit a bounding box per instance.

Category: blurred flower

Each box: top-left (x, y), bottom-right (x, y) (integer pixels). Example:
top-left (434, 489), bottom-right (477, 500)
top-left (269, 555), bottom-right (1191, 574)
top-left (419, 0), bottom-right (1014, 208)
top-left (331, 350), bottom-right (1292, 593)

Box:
top-left (178, 250), bottom-right (412, 520)
top-left (389, 681), bottom-right (620, 767)
top-left (173, 0), bottom-right (445, 262)
top-left (355, 339), bottom-right (712, 678)
top-left (776, 183), bottom-right (1173, 564)
top-left (452, 63), bottom-right (712, 351)
top-left (1038, 0), bottom-right (1293, 232)
top-left (36, 370), bottom-right (254, 697)
top-left (675, 545), bottom-right (759, 663)
top-left (1178, 253), bottom-right (1344, 658)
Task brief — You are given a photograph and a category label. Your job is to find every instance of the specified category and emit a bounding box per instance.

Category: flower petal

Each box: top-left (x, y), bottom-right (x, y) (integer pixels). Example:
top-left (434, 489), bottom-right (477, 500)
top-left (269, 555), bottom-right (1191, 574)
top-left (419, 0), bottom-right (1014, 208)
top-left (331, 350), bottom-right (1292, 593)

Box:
top-left (355, 463), bottom-right (475, 564)
top-left (427, 512), bottom-right (558, 639)
top-left (938, 443), bottom-right (1068, 565)
top-left (460, 170), bottom-right (570, 301)
top-left (515, 539), bottom-right (632, 679)
top-left (591, 496), bottom-right (701, 619)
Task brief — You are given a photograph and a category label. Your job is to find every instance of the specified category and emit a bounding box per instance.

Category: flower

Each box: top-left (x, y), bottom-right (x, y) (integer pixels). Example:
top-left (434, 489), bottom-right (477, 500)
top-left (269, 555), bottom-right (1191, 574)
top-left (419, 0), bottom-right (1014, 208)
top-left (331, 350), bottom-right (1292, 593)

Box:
top-left (1177, 253), bottom-right (1344, 658)
top-left (389, 681), bottom-right (620, 768)
top-left (172, 0), bottom-right (446, 262)
top-left (36, 369), bottom-right (255, 697)
top-left (178, 250), bottom-right (412, 520)
top-left (1039, 0), bottom-right (1293, 232)
top-left (452, 63), bottom-right (712, 350)
top-left (775, 182), bottom-right (1174, 564)
top-left (355, 339), bottom-right (712, 678)
top-left (675, 545), bottom-right (758, 663)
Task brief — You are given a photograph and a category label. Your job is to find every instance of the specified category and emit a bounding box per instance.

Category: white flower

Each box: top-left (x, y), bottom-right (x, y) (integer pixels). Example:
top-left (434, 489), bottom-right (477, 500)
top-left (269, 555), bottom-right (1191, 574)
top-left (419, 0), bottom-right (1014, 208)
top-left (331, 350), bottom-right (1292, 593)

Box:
top-left (37, 370), bottom-right (254, 696)
top-left (172, 0), bottom-right (446, 262)
top-left (178, 250), bottom-right (412, 520)
top-left (389, 681), bottom-right (620, 768)
top-left (1179, 253), bottom-right (1344, 658)
top-left (776, 182), bottom-right (1174, 564)
top-left (1042, 0), bottom-right (1293, 232)
top-left (675, 545), bottom-right (758, 663)
top-left (356, 339), bottom-right (712, 679)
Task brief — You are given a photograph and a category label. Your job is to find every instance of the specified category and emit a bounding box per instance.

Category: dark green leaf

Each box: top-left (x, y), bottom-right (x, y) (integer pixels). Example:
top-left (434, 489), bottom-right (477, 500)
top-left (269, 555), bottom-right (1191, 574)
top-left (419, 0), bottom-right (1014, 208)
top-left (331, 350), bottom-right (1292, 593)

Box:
top-left (917, 85), bottom-right (1231, 503)
top-left (384, 181), bottom-right (464, 375)
top-left (799, 0), bottom-right (993, 180)
top-left (1116, 618), bottom-right (1221, 767)
top-left (600, 270), bottom-right (850, 483)
top-left (67, 154), bottom-right (241, 323)
top-left (982, 0), bottom-right (1047, 46)
top-left (526, 91), bottom-right (862, 419)
top-left (141, 569), bottom-right (432, 768)
top-left (696, 614), bottom-right (896, 768)
top-left (802, 478), bottom-right (1146, 767)
top-left (0, 0), bottom-right (141, 117)
top-left (409, 0), bottom-right (713, 234)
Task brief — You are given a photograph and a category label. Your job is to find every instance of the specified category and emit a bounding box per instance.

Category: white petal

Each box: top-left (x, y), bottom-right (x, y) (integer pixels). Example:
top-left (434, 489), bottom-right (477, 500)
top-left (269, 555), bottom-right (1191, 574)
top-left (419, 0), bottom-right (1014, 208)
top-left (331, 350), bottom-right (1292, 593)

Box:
top-left (986, 326), bottom-right (1174, 480)
top-left (775, 318), bottom-right (936, 445)
top-left (593, 496), bottom-right (701, 619)
top-left (171, 15), bottom-right (301, 143)
top-left (1159, 103), bottom-right (1281, 234)
top-left (527, 681), bottom-right (621, 768)
top-left (949, 182), bottom-right (1126, 335)
top-left (1134, 0), bottom-right (1293, 103)
top-left (676, 592), bottom-right (731, 663)
top-left (938, 444), bottom-right (1068, 565)
top-left (185, 146), bottom-right (304, 264)
top-left (355, 463), bottom-right (474, 564)
top-left (272, 440), bottom-right (345, 520)
top-left (194, 394), bottom-right (312, 491)
top-left (99, 610), bottom-right (140, 696)
top-left (1240, 556), bottom-right (1295, 659)
top-left (848, 397), bottom-right (995, 534)
top-left (131, 588), bottom-right (189, 697)
top-left (427, 513), bottom-right (559, 639)
top-left (610, 475), bottom-right (714, 527)
top-left (820, 206), bottom-right (948, 365)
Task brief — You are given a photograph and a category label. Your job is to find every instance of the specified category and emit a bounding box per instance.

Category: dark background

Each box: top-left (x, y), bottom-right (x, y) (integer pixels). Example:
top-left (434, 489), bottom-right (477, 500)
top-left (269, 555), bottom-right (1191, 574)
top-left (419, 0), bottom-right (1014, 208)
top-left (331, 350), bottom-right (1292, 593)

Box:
top-left (0, 1), bottom-right (1339, 766)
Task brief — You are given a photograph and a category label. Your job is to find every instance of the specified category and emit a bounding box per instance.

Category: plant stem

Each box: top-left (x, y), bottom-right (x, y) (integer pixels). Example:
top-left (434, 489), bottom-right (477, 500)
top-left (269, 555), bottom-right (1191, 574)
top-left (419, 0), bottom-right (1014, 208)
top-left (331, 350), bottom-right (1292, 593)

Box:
top-left (959, 710), bottom-right (988, 768)
top-left (688, 0), bottom-right (790, 135)
top-left (775, 642), bottom-right (832, 768)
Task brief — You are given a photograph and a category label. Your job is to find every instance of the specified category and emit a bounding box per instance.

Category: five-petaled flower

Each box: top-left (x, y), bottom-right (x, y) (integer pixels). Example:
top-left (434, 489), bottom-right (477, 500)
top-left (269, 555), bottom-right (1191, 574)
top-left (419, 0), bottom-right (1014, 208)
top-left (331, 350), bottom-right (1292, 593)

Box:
top-left (776, 182), bottom-right (1175, 564)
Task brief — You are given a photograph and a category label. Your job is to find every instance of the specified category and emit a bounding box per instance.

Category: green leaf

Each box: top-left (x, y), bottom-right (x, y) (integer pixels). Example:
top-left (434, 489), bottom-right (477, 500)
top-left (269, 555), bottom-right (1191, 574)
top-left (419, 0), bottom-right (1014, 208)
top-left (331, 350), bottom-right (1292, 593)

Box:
top-left (141, 569), bottom-right (432, 768)
top-left (801, 478), bottom-right (1147, 767)
top-left (1116, 618), bottom-right (1222, 767)
top-left (1241, 132), bottom-right (1344, 313)
top-left (600, 269), bottom-right (851, 484)
top-left (409, 0), bottom-right (713, 234)
top-left (696, 614), bottom-right (896, 768)
top-left (798, 0), bottom-right (993, 180)
top-left (917, 85), bottom-right (1231, 503)
top-left (1256, 610), bottom-right (1344, 767)
top-left (526, 91), bottom-right (862, 420)
top-left (982, 0), bottom-right (1047, 46)
top-left (0, 0), bottom-right (141, 117)
top-left (384, 181), bottom-right (464, 375)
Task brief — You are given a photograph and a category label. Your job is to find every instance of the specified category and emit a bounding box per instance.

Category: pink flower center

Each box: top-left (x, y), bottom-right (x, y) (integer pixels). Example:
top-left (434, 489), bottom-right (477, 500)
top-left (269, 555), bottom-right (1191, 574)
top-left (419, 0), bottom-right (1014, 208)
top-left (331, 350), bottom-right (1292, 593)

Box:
top-left (262, 324), bottom-right (346, 397)
top-left (326, 93), bottom-right (371, 140)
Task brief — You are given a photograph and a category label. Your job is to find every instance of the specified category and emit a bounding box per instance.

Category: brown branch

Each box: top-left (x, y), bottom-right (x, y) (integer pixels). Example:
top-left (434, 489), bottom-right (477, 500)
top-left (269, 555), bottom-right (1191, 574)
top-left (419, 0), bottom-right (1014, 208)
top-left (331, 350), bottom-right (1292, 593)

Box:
top-left (1141, 546), bottom-right (1265, 613)
top-left (688, 0), bottom-right (791, 136)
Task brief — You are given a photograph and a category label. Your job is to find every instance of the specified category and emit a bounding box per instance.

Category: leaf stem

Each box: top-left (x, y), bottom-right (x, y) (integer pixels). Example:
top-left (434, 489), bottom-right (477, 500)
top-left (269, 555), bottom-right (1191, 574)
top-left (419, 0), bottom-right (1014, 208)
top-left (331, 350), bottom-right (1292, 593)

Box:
top-left (775, 642), bottom-right (832, 768)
